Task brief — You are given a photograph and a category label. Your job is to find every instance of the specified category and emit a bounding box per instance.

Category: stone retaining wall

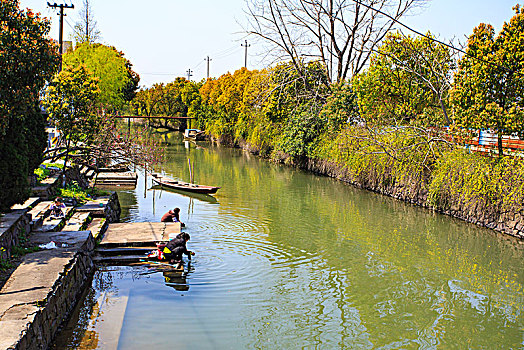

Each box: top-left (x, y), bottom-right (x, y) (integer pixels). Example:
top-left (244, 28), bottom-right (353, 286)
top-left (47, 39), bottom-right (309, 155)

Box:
top-left (31, 175), bottom-right (60, 200)
top-left (105, 192), bottom-right (121, 223)
top-left (0, 212), bottom-right (31, 262)
top-left (7, 249), bottom-right (94, 350)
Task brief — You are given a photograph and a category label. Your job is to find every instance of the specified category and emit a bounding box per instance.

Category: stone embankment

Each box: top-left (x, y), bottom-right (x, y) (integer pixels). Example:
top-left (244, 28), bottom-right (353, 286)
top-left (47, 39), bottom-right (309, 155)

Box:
top-left (0, 192), bottom-right (121, 350)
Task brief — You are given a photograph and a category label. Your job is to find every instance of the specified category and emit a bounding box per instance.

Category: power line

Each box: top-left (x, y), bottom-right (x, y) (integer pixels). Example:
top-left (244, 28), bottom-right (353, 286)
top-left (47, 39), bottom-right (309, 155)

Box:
top-left (64, 17), bottom-right (75, 32)
top-left (191, 59), bottom-right (204, 71)
top-left (212, 44), bottom-right (240, 57)
top-left (349, 0), bottom-right (518, 75)
top-left (214, 47), bottom-right (242, 60)
top-left (141, 73), bottom-right (179, 76)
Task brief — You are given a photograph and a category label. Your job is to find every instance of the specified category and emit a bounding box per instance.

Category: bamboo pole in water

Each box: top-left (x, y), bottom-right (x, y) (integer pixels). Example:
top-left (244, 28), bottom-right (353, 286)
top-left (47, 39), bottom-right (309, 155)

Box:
top-left (144, 164), bottom-right (147, 198)
top-left (188, 158), bottom-right (193, 184)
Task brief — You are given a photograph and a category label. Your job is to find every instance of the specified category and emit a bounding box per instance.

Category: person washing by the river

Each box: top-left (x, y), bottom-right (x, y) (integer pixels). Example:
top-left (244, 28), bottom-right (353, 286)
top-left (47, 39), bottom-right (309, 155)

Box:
top-left (163, 232), bottom-right (194, 268)
top-left (161, 207), bottom-right (185, 227)
top-left (49, 197), bottom-right (66, 219)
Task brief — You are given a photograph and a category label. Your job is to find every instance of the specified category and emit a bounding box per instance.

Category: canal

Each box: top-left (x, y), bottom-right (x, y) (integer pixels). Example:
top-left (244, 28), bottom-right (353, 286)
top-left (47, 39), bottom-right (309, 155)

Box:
top-left (54, 131), bottom-right (523, 349)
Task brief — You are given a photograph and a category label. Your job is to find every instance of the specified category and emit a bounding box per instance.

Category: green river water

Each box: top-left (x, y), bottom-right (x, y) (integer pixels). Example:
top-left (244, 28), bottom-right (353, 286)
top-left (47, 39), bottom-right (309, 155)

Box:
top-left (54, 131), bottom-right (523, 349)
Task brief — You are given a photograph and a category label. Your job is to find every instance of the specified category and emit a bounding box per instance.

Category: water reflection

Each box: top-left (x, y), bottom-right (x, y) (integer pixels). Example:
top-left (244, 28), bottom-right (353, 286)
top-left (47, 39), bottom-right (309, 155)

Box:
top-left (163, 265), bottom-right (190, 292)
top-left (55, 132), bottom-right (524, 349)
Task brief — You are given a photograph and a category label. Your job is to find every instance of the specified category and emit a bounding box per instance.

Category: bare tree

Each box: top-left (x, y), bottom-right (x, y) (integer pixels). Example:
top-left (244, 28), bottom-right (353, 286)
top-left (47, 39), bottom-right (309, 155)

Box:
top-left (73, 0), bottom-right (101, 44)
top-left (245, 0), bottom-right (427, 82)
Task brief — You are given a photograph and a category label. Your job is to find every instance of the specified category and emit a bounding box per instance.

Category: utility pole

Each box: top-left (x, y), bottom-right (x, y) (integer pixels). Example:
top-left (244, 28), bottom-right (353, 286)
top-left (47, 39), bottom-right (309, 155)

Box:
top-left (204, 56), bottom-right (212, 79)
top-left (186, 69), bottom-right (193, 81)
top-left (85, 1), bottom-right (89, 43)
top-left (241, 40), bottom-right (250, 68)
top-left (47, 2), bottom-right (74, 71)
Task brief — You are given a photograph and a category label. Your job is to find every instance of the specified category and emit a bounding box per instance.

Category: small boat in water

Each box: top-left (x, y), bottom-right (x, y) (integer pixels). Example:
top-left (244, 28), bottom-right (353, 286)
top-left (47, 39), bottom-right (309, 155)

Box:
top-left (183, 129), bottom-right (206, 141)
top-left (150, 185), bottom-right (219, 204)
top-left (151, 173), bottom-right (220, 194)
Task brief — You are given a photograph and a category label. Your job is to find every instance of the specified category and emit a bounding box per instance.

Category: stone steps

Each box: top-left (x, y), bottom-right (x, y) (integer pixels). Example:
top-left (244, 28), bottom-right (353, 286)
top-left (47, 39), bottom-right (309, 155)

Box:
top-left (32, 206), bottom-right (75, 233)
top-left (93, 254), bottom-right (150, 264)
top-left (31, 175), bottom-right (61, 199)
top-left (86, 217), bottom-right (108, 240)
top-left (63, 212), bottom-right (91, 232)
top-left (96, 246), bottom-right (155, 256)
top-left (0, 188), bottom-right (121, 350)
top-left (10, 197), bottom-right (41, 213)
top-left (27, 201), bottom-right (53, 230)
top-left (93, 172), bottom-right (138, 187)
top-left (0, 230), bottom-right (95, 350)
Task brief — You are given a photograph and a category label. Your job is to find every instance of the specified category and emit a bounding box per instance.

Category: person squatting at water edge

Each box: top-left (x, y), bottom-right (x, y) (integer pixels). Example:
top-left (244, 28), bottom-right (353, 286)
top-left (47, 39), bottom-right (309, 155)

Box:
top-left (161, 207), bottom-right (185, 227)
top-left (163, 232), bottom-right (195, 269)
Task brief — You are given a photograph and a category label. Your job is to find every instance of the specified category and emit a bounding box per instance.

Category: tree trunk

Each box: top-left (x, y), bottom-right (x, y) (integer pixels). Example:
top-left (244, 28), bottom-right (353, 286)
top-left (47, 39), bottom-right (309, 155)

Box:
top-left (439, 97), bottom-right (450, 126)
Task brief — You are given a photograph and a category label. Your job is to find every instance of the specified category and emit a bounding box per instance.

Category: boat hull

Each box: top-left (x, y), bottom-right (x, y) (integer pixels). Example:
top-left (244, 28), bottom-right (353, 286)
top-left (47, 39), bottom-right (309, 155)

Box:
top-left (152, 175), bottom-right (220, 194)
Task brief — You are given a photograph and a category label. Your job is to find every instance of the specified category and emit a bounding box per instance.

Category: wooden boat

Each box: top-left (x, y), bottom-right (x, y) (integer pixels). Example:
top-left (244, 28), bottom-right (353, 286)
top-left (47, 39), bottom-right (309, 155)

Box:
top-left (183, 129), bottom-right (206, 141)
top-left (150, 185), bottom-right (219, 204)
top-left (151, 173), bottom-right (220, 194)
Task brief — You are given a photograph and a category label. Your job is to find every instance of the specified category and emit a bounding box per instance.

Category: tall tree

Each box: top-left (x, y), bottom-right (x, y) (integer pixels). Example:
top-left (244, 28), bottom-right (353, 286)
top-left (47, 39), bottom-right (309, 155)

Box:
top-left (245, 0), bottom-right (426, 83)
top-left (354, 31), bottom-right (455, 127)
top-left (63, 43), bottom-right (131, 110)
top-left (73, 0), bottom-right (101, 44)
top-left (43, 65), bottom-right (101, 150)
top-left (451, 5), bottom-right (524, 157)
top-left (0, 0), bottom-right (60, 210)
top-left (43, 65), bottom-right (164, 172)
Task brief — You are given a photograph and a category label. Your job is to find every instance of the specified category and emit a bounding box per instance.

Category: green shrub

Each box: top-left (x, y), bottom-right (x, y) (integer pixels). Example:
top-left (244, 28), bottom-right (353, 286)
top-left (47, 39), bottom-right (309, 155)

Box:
top-left (428, 150), bottom-right (524, 218)
top-left (59, 182), bottom-right (109, 204)
top-left (34, 163), bottom-right (64, 182)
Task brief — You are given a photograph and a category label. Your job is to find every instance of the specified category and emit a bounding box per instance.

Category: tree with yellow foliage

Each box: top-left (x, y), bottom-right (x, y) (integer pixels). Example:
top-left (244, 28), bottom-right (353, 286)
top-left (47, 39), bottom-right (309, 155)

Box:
top-left (451, 5), bottom-right (524, 157)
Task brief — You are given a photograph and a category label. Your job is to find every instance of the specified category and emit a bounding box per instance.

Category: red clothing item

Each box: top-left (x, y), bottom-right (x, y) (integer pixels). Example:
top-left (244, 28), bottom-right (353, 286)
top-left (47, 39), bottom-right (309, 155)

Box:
top-left (161, 210), bottom-right (180, 223)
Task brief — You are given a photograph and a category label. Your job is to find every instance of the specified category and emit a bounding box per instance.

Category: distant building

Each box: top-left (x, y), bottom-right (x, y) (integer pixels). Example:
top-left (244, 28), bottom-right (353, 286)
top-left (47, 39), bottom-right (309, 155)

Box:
top-left (51, 39), bottom-right (73, 54)
top-left (62, 41), bottom-right (73, 54)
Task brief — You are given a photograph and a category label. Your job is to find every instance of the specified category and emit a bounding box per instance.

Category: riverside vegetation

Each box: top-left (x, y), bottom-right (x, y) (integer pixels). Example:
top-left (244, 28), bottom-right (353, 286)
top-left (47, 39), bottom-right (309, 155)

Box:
top-left (133, 6), bottom-right (524, 238)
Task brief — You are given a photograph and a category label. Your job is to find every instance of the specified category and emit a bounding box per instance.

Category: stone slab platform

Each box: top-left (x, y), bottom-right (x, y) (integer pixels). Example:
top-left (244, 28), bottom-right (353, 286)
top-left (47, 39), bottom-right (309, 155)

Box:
top-left (87, 218), bottom-right (108, 240)
top-left (10, 197), bottom-right (41, 213)
top-left (63, 212), bottom-right (91, 232)
top-left (29, 230), bottom-right (94, 252)
top-left (99, 222), bottom-right (181, 247)
top-left (95, 172), bottom-right (137, 180)
top-left (76, 197), bottom-right (111, 217)
top-left (27, 201), bottom-right (53, 228)
top-left (0, 250), bottom-right (76, 350)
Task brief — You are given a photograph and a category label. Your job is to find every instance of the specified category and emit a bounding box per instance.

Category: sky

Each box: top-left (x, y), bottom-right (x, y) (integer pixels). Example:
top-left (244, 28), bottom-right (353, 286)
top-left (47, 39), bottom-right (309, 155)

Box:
top-left (19, 0), bottom-right (519, 88)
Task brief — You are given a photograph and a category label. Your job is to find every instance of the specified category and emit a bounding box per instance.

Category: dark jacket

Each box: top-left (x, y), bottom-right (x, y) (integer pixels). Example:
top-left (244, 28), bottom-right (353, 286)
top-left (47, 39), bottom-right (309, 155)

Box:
top-left (164, 237), bottom-right (190, 256)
